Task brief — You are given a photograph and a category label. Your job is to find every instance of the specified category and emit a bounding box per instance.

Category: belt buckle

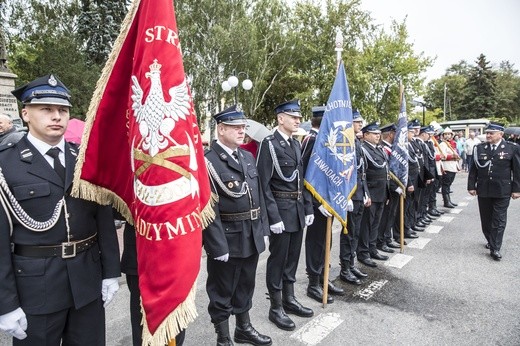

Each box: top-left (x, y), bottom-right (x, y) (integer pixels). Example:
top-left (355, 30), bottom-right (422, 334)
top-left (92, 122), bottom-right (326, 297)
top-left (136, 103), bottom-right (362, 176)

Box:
top-left (62, 242), bottom-right (77, 258)
top-left (250, 209), bottom-right (259, 220)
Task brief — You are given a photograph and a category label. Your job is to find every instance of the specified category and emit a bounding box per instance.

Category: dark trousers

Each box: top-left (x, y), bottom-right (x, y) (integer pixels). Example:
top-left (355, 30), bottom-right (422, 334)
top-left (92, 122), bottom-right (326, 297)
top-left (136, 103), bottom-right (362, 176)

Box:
top-left (441, 171), bottom-right (456, 195)
top-left (358, 201), bottom-right (384, 260)
top-left (126, 274), bottom-right (186, 346)
top-left (305, 206), bottom-right (330, 276)
top-left (477, 197), bottom-right (511, 251)
top-left (207, 254), bottom-right (259, 324)
top-left (428, 177), bottom-right (440, 208)
top-left (404, 190), bottom-right (416, 231)
top-left (378, 192), bottom-right (399, 246)
top-left (266, 229), bottom-right (304, 292)
top-left (340, 200), bottom-right (364, 263)
top-left (414, 185), bottom-right (425, 220)
top-left (14, 298), bottom-right (105, 346)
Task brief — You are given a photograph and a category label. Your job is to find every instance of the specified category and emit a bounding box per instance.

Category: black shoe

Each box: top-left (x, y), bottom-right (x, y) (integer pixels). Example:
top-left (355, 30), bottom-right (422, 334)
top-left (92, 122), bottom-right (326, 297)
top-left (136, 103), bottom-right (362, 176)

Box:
top-left (327, 281), bottom-right (345, 295)
top-left (428, 211), bottom-right (441, 218)
top-left (235, 323), bottom-right (272, 346)
top-left (359, 257), bottom-right (377, 267)
top-left (307, 286), bottom-right (333, 304)
top-left (414, 221), bottom-right (428, 231)
top-left (386, 240), bottom-right (401, 249)
top-left (490, 250), bottom-right (502, 261)
top-left (404, 233), bottom-right (419, 239)
top-left (370, 252), bottom-right (389, 261)
top-left (443, 202), bottom-right (455, 208)
top-left (413, 226), bottom-right (425, 232)
top-left (394, 238), bottom-right (407, 245)
top-left (268, 309), bottom-right (295, 331)
top-left (485, 243), bottom-right (491, 249)
top-left (350, 266), bottom-right (368, 278)
top-left (377, 244), bottom-right (394, 253)
top-left (339, 268), bottom-right (361, 285)
top-left (435, 208), bottom-right (445, 214)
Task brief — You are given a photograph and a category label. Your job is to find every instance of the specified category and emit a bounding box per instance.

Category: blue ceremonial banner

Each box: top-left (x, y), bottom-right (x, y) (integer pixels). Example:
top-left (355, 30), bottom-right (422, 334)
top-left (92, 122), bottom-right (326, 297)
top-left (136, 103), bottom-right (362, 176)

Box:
top-left (304, 62), bottom-right (357, 229)
top-left (388, 92), bottom-right (409, 188)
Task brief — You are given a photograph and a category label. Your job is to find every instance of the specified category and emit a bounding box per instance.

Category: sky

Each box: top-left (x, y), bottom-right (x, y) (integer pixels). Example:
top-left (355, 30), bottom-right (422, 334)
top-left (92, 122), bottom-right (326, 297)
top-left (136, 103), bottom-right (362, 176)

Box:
top-left (359, 0), bottom-right (520, 81)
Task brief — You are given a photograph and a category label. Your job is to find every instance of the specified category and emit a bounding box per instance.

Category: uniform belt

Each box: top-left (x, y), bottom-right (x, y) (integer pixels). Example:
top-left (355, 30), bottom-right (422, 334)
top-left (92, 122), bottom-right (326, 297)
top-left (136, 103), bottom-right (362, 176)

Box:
top-left (12, 233), bottom-right (97, 259)
top-left (220, 208), bottom-right (261, 221)
top-left (272, 190), bottom-right (301, 200)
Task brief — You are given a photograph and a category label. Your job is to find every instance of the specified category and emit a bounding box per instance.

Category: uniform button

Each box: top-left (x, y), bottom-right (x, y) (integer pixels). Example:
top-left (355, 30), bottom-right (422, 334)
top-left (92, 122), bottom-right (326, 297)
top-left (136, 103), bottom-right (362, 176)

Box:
top-left (29, 190), bottom-right (35, 195)
top-left (17, 269), bottom-right (22, 273)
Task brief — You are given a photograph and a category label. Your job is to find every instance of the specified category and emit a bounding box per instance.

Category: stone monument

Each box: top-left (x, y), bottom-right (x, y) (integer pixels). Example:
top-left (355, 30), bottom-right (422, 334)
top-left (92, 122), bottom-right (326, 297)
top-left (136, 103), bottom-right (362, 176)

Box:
top-left (0, 26), bottom-right (22, 128)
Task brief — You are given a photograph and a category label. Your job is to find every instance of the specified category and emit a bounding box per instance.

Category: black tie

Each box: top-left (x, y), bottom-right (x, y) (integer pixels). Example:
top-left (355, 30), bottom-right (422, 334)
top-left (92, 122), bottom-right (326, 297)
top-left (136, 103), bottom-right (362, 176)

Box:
top-left (232, 151), bottom-right (239, 162)
top-left (47, 147), bottom-right (65, 183)
top-left (491, 144), bottom-right (496, 152)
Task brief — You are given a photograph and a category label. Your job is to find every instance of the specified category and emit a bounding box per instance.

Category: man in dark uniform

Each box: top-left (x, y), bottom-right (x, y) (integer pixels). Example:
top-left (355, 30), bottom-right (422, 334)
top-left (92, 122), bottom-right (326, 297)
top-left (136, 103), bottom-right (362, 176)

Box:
top-left (357, 122), bottom-right (390, 268)
top-left (0, 75), bottom-right (121, 344)
top-left (468, 122), bottom-right (520, 261)
top-left (302, 106), bottom-right (344, 304)
top-left (378, 123), bottom-right (403, 253)
top-left (203, 105), bottom-right (272, 345)
top-left (339, 110), bottom-right (369, 284)
top-left (257, 100), bottom-right (314, 331)
top-left (414, 125), bottom-right (436, 226)
top-left (418, 126), bottom-right (440, 220)
top-left (401, 122), bottom-right (421, 239)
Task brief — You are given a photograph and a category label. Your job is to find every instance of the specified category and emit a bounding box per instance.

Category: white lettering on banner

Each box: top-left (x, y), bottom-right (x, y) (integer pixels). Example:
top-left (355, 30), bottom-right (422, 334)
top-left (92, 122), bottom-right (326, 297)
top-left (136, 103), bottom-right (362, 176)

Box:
top-left (135, 211), bottom-right (202, 241)
top-left (310, 152), bottom-right (344, 187)
top-left (144, 26), bottom-right (180, 48)
top-left (325, 99), bottom-right (351, 112)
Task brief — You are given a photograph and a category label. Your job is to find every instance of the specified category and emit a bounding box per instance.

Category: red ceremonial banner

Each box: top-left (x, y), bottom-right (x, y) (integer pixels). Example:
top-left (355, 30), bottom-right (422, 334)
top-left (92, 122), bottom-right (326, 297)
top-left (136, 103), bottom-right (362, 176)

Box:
top-left (72, 0), bottom-right (214, 344)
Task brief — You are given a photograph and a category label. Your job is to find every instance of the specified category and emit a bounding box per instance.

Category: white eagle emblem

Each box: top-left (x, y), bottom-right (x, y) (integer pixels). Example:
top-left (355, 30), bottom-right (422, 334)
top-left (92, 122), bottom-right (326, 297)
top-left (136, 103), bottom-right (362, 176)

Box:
top-left (131, 59), bottom-right (191, 157)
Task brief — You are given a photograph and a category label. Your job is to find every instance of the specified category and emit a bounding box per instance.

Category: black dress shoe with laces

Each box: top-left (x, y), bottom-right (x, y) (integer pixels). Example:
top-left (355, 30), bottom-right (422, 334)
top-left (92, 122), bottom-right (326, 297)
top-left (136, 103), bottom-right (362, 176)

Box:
top-left (339, 268), bottom-right (361, 285)
top-left (386, 240), bottom-right (401, 249)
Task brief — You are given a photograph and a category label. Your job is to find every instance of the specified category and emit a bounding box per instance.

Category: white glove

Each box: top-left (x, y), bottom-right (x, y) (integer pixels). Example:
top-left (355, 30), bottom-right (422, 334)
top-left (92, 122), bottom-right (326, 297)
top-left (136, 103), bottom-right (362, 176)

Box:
top-left (318, 205), bottom-right (332, 217)
top-left (264, 236), bottom-right (269, 247)
top-left (0, 307), bottom-right (27, 340)
top-left (101, 278), bottom-right (120, 308)
top-left (395, 187), bottom-right (404, 195)
top-left (214, 253), bottom-right (229, 262)
top-left (346, 199), bottom-right (354, 212)
top-left (270, 221), bottom-right (285, 234)
top-left (305, 214), bottom-right (314, 226)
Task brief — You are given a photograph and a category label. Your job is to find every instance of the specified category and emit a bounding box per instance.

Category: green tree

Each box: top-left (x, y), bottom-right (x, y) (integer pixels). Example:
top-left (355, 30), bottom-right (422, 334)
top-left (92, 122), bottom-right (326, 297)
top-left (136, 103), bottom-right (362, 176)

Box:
top-left (495, 61), bottom-right (520, 124)
top-left (78, 0), bottom-right (129, 65)
top-left (462, 53), bottom-right (497, 119)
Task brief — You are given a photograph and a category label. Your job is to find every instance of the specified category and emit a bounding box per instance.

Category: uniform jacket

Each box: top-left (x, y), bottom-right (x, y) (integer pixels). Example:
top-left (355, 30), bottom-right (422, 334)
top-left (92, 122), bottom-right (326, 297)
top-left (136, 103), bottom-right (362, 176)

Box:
top-left (203, 142), bottom-right (269, 258)
top-left (257, 130), bottom-right (313, 232)
top-left (361, 141), bottom-right (389, 203)
top-left (407, 140), bottom-right (420, 188)
top-left (0, 137), bottom-right (121, 315)
top-left (467, 139), bottom-right (520, 198)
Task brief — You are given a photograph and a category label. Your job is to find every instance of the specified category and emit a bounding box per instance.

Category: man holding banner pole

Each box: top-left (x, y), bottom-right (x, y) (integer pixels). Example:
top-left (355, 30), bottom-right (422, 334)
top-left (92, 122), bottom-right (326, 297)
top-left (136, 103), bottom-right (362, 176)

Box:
top-left (302, 106), bottom-right (345, 304)
top-left (304, 62), bottom-right (359, 301)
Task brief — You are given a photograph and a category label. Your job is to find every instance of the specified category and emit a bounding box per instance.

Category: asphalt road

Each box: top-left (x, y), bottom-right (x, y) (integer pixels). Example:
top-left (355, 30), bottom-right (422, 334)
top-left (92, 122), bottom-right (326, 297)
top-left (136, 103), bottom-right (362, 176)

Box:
top-left (2, 172), bottom-right (519, 345)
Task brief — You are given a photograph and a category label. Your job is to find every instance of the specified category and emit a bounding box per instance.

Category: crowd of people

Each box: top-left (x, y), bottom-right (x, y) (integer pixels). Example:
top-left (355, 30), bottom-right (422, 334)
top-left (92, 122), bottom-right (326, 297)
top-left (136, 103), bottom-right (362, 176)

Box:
top-left (0, 74), bottom-right (518, 346)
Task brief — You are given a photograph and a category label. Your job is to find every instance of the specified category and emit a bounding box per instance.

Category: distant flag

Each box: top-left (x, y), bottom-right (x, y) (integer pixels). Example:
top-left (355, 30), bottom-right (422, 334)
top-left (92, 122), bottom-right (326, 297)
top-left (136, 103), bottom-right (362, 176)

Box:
top-left (71, 0), bottom-right (214, 344)
top-left (388, 88), bottom-right (409, 188)
top-left (304, 62), bottom-right (357, 230)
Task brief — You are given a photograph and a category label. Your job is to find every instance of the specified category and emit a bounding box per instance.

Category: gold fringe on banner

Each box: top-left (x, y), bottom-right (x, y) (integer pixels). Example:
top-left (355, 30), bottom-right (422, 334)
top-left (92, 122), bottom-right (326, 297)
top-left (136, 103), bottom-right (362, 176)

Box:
top-left (141, 280), bottom-right (198, 346)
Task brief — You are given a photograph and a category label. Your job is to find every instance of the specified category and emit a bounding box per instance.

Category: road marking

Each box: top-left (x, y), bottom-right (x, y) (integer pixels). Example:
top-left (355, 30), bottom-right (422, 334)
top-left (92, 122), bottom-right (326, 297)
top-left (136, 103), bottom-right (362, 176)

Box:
top-left (385, 254), bottom-right (413, 269)
top-left (437, 215), bottom-right (455, 223)
top-left (290, 313), bottom-right (343, 346)
top-left (458, 202), bottom-right (469, 206)
top-left (426, 225), bottom-right (443, 233)
top-left (449, 208), bottom-right (463, 214)
top-left (354, 280), bottom-right (389, 300)
top-left (406, 237), bottom-right (431, 249)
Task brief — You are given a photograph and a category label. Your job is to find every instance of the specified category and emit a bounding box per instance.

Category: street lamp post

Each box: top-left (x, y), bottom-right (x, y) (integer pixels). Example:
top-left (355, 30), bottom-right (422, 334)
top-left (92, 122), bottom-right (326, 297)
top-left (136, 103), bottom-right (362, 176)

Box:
top-left (221, 70), bottom-right (253, 105)
top-left (412, 99), bottom-right (427, 125)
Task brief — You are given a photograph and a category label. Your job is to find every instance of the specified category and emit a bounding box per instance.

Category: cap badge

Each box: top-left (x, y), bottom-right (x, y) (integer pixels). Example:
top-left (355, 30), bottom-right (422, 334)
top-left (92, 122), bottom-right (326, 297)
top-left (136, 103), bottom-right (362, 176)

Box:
top-left (48, 75), bottom-right (58, 87)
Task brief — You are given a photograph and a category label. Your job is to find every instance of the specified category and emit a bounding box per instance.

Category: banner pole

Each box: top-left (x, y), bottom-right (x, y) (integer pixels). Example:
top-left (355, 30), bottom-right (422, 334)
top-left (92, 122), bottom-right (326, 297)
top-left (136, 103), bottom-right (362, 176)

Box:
top-left (400, 194), bottom-right (404, 253)
top-left (322, 216), bottom-right (332, 307)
